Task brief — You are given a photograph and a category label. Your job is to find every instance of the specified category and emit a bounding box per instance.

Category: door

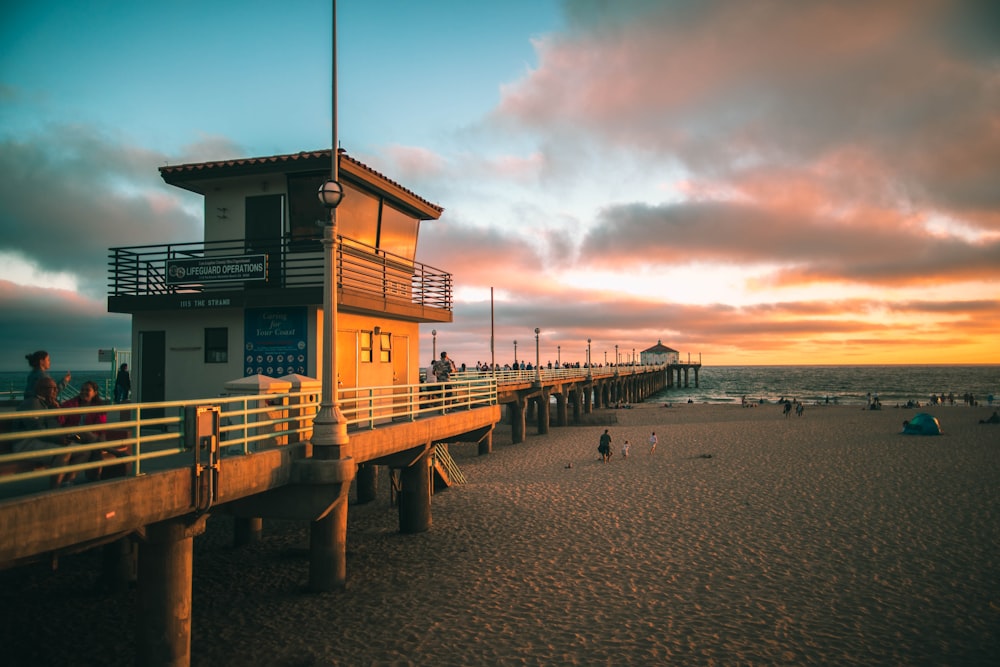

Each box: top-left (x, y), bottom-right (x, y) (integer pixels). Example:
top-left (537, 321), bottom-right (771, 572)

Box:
top-left (139, 330), bottom-right (165, 417)
top-left (245, 194), bottom-right (284, 288)
top-left (392, 334), bottom-right (410, 418)
top-left (337, 329), bottom-right (362, 421)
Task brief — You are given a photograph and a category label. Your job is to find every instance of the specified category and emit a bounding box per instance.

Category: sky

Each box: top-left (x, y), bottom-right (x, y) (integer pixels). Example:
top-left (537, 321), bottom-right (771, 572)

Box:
top-left (1, 0), bottom-right (998, 373)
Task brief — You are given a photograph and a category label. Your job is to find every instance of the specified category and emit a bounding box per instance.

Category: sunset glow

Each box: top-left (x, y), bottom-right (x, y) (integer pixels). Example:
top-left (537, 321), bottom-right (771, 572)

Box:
top-left (0, 1), bottom-right (997, 369)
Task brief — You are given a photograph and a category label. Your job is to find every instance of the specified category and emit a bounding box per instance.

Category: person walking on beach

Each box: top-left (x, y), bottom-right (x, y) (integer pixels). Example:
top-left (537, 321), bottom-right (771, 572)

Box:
top-left (648, 431), bottom-right (657, 454)
top-left (621, 439), bottom-right (630, 460)
top-left (598, 429), bottom-right (613, 463)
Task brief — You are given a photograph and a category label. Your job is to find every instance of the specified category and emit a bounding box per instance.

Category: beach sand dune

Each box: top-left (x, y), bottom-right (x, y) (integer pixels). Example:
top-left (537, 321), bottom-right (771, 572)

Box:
top-left (2, 403), bottom-right (998, 665)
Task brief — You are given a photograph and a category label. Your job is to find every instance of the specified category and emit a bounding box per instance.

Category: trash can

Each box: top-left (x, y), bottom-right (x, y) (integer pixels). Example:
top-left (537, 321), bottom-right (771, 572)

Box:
top-left (278, 373), bottom-right (321, 444)
top-left (222, 375), bottom-right (292, 453)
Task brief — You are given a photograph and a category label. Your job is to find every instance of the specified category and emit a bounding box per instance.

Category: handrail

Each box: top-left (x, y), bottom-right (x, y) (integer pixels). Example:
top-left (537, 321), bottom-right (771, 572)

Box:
top-left (0, 366), bottom-right (668, 491)
top-left (108, 235), bottom-right (452, 310)
top-left (453, 364), bottom-right (669, 384)
top-left (0, 376), bottom-right (498, 489)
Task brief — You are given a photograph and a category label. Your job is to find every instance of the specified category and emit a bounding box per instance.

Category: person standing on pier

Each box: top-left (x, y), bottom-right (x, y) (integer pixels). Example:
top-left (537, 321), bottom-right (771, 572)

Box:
top-left (23, 350), bottom-right (71, 399)
top-left (114, 363), bottom-right (131, 403)
top-left (433, 351), bottom-right (457, 411)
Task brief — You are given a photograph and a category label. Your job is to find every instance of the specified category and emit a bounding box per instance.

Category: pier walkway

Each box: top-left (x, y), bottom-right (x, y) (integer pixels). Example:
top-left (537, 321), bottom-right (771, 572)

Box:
top-left (1, 365), bottom-right (673, 665)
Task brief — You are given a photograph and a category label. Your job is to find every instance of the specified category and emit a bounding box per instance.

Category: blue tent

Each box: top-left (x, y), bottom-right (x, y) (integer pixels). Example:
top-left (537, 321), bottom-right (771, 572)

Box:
top-left (901, 413), bottom-right (942, 435)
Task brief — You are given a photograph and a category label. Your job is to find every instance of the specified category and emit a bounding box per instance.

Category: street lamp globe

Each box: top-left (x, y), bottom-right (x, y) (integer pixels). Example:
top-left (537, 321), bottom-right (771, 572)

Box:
top-left (317, 179), bottom-right (345, 209)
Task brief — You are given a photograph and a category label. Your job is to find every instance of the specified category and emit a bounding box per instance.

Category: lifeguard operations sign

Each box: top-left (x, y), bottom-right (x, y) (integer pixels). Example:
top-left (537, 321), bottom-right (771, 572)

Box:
top-left (166, 254), bottom-right (266, 284)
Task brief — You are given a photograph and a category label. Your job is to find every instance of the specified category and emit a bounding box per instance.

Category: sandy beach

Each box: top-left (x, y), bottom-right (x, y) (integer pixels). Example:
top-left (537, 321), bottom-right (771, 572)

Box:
top-left (2, 403), bottom-right (999, 665)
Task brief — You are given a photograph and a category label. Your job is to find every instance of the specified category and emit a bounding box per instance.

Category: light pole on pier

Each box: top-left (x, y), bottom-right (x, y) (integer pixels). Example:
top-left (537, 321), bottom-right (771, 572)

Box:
top-left (431, 329), bottom-right (437, 362)
top-left (587, 338), bottom-right (592, 379)
top-left (615, 344), bottom-right (619, 366)
top-left (513, 340), bottom-right (518, 367)
top-left (310, 0), bottom-right (353, 593)
top-left (316, 180), bottom-right (347, 455)
top-left (557, 345), bottom-right (561, 368)
top-left (534, 327), bottom-right (541, 383)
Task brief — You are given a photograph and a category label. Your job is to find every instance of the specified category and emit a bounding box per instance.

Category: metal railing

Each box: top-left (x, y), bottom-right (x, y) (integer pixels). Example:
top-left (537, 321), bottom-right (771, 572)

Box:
top-left (1, 364), bottom-right (670, 491)
top-left (0, 377), bottom-right (497, 489)
top-left (108, 235), bottom-right (452, 310)
top-left (1, 379), bottom-right (117, 404)
top-left (451, 364), bottom-right (668, 384)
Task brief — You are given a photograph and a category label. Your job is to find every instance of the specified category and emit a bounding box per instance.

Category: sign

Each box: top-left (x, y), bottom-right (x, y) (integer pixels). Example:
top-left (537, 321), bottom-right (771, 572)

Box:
top-left (166, 254), bottom-right (266, 284)
top-left (179, 297), bottom-right (233, 309)
top-left (98, 348), bottom-right (115, 362)
top-left (243, 307), bottom-right (309, 378)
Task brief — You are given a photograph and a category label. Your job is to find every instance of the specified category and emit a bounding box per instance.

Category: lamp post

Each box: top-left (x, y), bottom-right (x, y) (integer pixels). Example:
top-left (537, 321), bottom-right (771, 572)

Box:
top-left (513, 340), bottom-right (518, 367)
top-left (604, 350), bottom-right (607, 366)
top-left (316, 176), bottom-right (347, 455)
top-left (615, 344), bottom-right (619, 366)
top-left (431, 329), bottom-right (437, 362)
top-left (309, 0), bottom-right (351, 593)
top-left (632, 347), bottom-right (636, 367)
top-left (534, 327), bottom-right (541, 383)
top-left (557, 345), bottom-right (561, 368)
top-left (587, 338), bottom-right (592, 379)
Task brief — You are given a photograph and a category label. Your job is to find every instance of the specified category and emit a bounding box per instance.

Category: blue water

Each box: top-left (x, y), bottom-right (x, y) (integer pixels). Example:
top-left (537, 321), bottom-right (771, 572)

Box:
top-left (0, 369), bottom-right (114, 400)
top-left (651, 365), bottom-right (999, 407)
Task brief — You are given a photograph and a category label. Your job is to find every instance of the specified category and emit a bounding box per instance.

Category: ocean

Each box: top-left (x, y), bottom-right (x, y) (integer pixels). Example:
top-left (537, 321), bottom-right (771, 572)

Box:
top-left (650, 364), bottom-right (999, 407)
top-left (3, 365), bottom-right (997, 408)
top-left (0, 369), bottom-right (115, 401)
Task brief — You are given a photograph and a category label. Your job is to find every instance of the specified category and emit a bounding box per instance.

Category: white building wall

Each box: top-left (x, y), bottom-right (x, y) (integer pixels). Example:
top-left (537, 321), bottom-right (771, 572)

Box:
top-left (132, 311), bottom-right (244, 400)
top-left (132, 308), bottom-right (422, 402)
top-left (203, 176), bottom-right (289, 243)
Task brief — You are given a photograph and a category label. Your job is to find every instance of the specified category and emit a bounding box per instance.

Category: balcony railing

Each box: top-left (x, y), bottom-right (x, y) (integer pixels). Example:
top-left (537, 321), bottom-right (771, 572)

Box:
top-left (108, 236), bottom-right (452, 310)
top-left (0, 377), bottom-right (497, 489)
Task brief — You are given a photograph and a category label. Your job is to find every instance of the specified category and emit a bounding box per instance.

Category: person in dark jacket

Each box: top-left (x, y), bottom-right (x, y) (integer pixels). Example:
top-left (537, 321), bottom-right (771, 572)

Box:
top-left (114, 363), bottom-right (131, 403)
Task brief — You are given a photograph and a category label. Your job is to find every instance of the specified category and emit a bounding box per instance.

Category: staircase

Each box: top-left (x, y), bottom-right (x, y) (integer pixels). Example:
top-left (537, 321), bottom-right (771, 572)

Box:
top-left (432, 444), bottom-right (467, 487)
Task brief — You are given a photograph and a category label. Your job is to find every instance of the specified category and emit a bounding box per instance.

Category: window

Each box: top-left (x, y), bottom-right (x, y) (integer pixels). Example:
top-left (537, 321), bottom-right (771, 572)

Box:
top-left (378, 202), bottom-right (418, 260)
top-left (338, 183), bottom-right (380, 247)
top-left (286, 173), bottom-right (326, 247)
top-left (379, 332), bottom-right (392, 363)
top-left (360, 330), bottom-right (373, 363)
top-left (205, 328), bottom-right (228, 363)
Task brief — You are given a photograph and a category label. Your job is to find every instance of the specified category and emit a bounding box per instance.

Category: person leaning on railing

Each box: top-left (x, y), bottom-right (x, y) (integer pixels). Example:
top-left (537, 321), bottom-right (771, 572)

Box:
top-left (14, 377), bottom-right (89, 488)
top-left (60, 381), bottom-right (107, 444)
top-left (432, 351), bottom-right (458, 411)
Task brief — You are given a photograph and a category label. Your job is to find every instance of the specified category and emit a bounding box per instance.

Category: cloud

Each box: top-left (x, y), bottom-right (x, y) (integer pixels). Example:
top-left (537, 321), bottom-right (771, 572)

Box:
top-left (495, 1), bottom-right (1000, 229)
top-left (577, 197), bottom-right (1000, 287)
top-left (0, 123), bottom-right (203, 370)
top-left (0, 280), bottom-right (131, 372)
top-left (3, 2), bottom-right (996, 370)
top-left (0, 124), bottom-right (202, 298)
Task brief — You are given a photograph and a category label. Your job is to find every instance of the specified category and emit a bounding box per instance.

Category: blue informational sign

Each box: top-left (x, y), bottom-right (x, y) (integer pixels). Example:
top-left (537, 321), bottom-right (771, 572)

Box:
top-left (243, 307), bottom-right (309, 377)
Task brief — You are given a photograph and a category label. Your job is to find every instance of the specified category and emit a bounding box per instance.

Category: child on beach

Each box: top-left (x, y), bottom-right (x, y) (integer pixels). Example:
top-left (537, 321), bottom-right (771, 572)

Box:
top-left (648, 431), bottom-right (657, 454)
top-left (621, 439), bottom-right (630, 459)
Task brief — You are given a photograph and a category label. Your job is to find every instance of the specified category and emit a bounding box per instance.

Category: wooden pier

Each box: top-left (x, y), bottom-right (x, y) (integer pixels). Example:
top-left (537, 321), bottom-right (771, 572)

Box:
top-left (667, 361), bottom-right (702, 389)
top-left (0, 366), bottom-right (673, 666)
